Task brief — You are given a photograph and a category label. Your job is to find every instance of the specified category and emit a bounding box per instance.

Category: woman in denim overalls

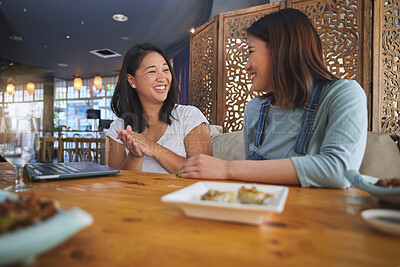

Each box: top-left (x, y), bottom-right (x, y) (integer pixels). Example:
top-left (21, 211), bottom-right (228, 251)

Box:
top-left (179, 9), bottom-right (367, 188)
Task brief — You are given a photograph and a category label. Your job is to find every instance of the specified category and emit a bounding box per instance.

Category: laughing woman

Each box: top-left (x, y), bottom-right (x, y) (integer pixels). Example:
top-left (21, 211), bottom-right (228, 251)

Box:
top-left (178, 9), bottom-right (368, 188)
top-left (107, 43), bottom-right (212, 174)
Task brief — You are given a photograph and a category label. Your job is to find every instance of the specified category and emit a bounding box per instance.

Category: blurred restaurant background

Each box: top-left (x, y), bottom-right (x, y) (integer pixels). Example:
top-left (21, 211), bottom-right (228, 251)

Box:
top-left (0, 0), bottom-right (268, 163)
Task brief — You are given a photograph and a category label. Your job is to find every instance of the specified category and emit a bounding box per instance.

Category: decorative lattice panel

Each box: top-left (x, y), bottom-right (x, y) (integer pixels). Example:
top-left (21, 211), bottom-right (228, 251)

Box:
top-left (292, 0), bottom-right (362, 82)
top-left (189, 18), bottom-right (218, 124)
top-left (374, 0), bottom-right (400, 134)
top-left (220, 3), bottom-right (282, 132)
top-left (222, 12), bottom-right (277, 132)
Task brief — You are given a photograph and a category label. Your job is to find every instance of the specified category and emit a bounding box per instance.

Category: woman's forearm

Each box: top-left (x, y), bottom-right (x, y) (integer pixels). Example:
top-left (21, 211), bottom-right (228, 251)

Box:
top-left (119, 152), bottom-right (144, 171)
top-left (153, 144), bottom-right (186, 174)
top-left (226, 158), bottom-right (300, 185)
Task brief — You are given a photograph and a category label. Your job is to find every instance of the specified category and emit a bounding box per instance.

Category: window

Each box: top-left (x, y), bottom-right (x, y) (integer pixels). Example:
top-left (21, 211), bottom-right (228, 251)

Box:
top-left (54, 77), bottom-right (117, 134)
top-left (1, 83), bottom-right (44, 131)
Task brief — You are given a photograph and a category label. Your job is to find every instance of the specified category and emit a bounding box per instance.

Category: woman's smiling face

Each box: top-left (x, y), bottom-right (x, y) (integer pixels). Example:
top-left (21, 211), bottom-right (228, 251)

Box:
top-left (245, 35), bottom-right (272, 92)
top-left (127, 52), bottom-right (172, 105)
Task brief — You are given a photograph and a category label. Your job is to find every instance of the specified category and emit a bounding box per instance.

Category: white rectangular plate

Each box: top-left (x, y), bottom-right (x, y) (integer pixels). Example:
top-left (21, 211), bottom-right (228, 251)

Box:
top-left (161, 182), bottom-right (289, 225)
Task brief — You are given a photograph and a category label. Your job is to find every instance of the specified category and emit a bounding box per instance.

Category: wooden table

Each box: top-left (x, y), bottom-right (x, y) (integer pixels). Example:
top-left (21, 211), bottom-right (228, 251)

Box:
top-left (1, 167), bottom-right (399, 267)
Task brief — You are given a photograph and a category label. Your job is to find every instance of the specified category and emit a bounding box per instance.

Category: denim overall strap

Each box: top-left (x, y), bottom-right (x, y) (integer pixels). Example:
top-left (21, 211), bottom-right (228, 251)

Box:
top-left (254, 95), bottom-right (274, 147)
top-left (293, 83), bottom-right (324, 155)
top-left (247, 95), bottom-right (274, 160)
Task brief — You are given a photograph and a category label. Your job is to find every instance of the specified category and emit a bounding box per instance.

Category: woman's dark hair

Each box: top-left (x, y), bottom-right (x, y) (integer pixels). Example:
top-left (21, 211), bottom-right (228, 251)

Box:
top-left (111, 43), bottom-right (179, 132)
top-left (247, 8), bottom-right (338, 108)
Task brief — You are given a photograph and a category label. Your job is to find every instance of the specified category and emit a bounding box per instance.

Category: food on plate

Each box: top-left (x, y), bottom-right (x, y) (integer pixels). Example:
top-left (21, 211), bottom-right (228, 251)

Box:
top-left (201, 189), bottom-right (237, 203)
top-left (200, 186), bottom-right (275, 205)
top-left (374, 177), bottom-right (400, 188)
top-left (237, 186), bottom-right (274, 205)
top-left (0, 194), bottom-right (58, 234)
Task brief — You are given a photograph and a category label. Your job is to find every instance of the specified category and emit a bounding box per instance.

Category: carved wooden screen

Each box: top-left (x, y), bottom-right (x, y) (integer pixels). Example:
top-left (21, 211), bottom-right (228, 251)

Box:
top-left (190, 0), bottom-right (370, 132)
top-left (189, 17), bottom-right (218, 124)
top-left (373, 0), bottom-right (400, 134)
top-left (217, 2), bottom-right (284, 131)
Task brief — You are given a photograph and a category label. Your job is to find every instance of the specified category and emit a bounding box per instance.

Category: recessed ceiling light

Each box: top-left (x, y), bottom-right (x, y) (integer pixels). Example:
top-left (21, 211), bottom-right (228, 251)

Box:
top-left (121, 36), bottom-right (131, 41)
top-left (112, 14), bottom-right (128, 22)
top-left (9, 35), bottom-right (22, 41)
top-left (58, 63), bottom-right (68, 67)
top-left (66, 35), bottom-right (70, 39)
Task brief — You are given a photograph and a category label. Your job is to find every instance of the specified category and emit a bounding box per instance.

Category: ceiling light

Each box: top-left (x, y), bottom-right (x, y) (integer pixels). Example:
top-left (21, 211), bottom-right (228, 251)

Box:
top-left (94, 75), bottom-right (102, 89)
top-left (7, 84), bottom-right (15, 95)
top-left (9, 35), bottom-right (22, 41)
top-left (74, 77), bottom-right (82, 91)
top-left (27, 82), bottom-right (35, 94)
top-left (190, 28), bottom-right (195, 33)
top-left (66, 35), bottom-right (70, 39)
top-left (58, 63), bottom-right (68, 67)
top-left (112, 14), bottom-right (128, 22)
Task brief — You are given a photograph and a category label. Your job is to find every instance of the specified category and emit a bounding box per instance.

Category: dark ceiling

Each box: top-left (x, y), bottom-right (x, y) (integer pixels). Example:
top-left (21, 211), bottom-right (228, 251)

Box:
top-left (0, 0), bottom-right (267, 84)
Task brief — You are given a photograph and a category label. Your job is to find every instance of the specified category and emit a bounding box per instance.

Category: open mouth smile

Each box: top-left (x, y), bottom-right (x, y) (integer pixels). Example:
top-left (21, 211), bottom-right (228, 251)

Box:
top-left (154, 85), bottom-right (167, 92)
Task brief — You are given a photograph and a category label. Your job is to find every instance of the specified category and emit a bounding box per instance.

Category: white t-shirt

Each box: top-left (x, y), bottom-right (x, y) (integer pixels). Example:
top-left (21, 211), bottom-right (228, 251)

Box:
top-left (106, 105), bottom-right (209, 173)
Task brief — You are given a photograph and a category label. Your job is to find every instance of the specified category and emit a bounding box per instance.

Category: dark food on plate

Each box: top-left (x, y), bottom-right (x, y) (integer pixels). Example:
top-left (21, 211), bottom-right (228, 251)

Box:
top-left (374, 177), bottom-right (400, 188)
top-left (238, 186), bottom-right (274, 205)
top-left (201, 189), bottom-right (238, 203)
top-left (0, 194), bottom-right (58, 234)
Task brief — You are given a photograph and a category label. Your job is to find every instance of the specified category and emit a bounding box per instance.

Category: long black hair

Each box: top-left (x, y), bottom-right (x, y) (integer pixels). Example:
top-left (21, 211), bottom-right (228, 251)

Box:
top-left (247, 8), bottom-right (338, 108)
top-left (110, 43), bottom-right (179, 132)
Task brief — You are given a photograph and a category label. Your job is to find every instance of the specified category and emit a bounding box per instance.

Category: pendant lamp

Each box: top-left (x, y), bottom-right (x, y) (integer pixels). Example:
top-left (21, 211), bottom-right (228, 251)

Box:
top-left (94, 75), bottom-right (102, 89)
top-left (74, 77), bottom-right (82, 91)
top-left (27, 82), bottom-right (35, 94)
top-left (6, 83), bottom-right (15, 95)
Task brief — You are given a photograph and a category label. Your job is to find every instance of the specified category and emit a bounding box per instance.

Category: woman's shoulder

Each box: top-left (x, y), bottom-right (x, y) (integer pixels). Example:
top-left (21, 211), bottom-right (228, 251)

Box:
top-left (169, 104), bottom-right (208, 134)
top-left (325, 79), bottom-right (364, 94)
top-left (245, 97), bottom-right (264, 113)
top-left (109, 117), bottom-right (124, 129)
top-left (323, 79), bottom-right (366, 100)
top-left (172, 104), bottom-right (204, 117)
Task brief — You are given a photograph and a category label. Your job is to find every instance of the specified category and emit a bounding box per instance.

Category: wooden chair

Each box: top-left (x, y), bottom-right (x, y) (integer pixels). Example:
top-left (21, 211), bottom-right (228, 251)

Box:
top-left (39, 137), bottom-right (59, 163)
top-left (59, 137), bottom-right (103, 163)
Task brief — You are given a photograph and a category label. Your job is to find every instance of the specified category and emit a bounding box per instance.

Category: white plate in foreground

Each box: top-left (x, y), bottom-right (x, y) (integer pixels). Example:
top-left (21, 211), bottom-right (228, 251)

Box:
top-left (361, 209), bottom-right (400, 237)
top-left (161, 182), bottom-right (289, 225)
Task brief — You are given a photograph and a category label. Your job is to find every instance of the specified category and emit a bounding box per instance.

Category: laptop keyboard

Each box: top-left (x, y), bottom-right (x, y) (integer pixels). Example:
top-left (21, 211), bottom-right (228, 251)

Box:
top-left (27, 163), bottom-right (79, 175)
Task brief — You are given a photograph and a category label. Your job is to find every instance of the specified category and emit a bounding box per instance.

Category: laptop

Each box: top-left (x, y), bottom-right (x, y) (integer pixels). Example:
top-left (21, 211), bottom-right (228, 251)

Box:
top-left (25, 162), bottom-right (120, 181)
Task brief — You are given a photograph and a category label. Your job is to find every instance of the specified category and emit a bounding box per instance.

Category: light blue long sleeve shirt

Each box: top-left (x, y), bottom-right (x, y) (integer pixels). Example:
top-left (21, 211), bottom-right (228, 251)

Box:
top-left (243, 80), bottom-right (368, 188)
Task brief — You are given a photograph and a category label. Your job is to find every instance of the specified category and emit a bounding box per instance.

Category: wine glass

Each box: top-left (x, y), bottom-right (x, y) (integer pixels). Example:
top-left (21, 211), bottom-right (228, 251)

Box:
top-left (0, 117), bottom-right (40, 192)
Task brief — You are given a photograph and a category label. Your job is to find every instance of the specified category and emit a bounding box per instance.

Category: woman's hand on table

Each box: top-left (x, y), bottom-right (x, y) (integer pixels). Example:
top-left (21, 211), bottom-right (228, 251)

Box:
top-left (178, 154), bottom-right (229, 179)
